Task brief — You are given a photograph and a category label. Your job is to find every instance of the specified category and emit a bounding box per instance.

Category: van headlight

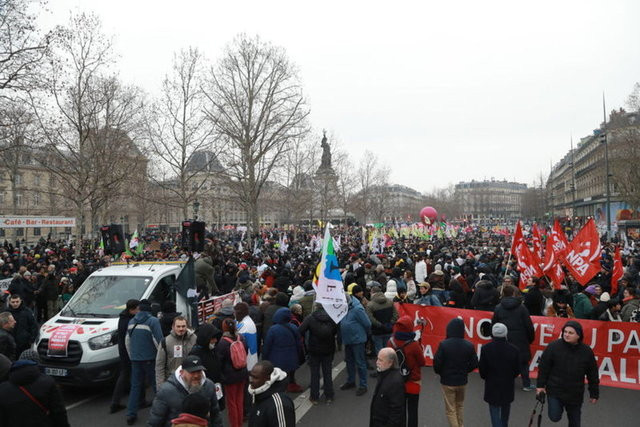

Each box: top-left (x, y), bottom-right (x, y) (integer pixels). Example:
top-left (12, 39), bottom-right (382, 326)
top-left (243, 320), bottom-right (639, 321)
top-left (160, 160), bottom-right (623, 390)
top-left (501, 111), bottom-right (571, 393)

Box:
top-left (88, 331), bottom-right (117, 350)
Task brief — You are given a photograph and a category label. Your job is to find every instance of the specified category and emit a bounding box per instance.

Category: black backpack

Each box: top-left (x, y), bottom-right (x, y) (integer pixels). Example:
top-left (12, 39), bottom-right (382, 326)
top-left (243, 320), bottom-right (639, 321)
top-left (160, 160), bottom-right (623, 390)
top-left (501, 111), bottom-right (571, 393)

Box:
top-left (389, 337), bottom-right (412, 381)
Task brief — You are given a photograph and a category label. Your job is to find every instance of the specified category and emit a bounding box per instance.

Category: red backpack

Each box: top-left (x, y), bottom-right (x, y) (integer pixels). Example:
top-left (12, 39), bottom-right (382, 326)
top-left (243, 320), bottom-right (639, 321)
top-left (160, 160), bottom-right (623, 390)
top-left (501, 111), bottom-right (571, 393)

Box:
top-left (224, 335), bottom-right (247, 369)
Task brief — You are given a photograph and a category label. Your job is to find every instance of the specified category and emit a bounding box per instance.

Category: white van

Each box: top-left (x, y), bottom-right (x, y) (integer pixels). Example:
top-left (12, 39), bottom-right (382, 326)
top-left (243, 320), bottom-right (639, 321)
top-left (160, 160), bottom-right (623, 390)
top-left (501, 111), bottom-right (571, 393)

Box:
top-left (35, 262), bottom-right (192, 386)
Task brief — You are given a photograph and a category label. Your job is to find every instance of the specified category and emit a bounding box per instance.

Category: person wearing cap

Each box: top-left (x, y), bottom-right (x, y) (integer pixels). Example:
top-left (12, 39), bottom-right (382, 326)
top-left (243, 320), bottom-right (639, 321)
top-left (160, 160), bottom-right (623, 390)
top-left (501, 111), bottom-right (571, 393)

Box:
top-left (536, 320), bottom-right (599, 426)
top-left (148, 355), bottom-right (224, 427)
top-left (479, 323), bottom-right (520, 427)
top-left (125, 299), bottom-right (164, 425)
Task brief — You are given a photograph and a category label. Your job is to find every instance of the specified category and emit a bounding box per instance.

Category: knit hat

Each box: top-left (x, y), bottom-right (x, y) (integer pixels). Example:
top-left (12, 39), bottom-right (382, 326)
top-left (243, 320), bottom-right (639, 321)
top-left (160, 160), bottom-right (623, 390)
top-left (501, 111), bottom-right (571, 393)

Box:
top-left (584, 285), bottom-right (598, 295)
top-left (138, 299), bottom-right (152, 312)
top-left (347, 283), bottom-right (358, 295)
top-left (181, 392), bottom-right (210, 419)
top-left (599, 292), bottom-right (610, 302)
top-left (492, 323), bottom-right (508, 338)
top-left (19, 349), bottom-right (40, 364)
top-left (563, 320), bottom-right (584, 342)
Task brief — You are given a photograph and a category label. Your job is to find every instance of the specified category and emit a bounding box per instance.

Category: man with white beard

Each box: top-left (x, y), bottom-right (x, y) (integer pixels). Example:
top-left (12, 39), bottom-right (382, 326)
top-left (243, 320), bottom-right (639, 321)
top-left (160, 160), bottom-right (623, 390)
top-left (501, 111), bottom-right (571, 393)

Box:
top-left (148, 355), bottom-right (224, 427)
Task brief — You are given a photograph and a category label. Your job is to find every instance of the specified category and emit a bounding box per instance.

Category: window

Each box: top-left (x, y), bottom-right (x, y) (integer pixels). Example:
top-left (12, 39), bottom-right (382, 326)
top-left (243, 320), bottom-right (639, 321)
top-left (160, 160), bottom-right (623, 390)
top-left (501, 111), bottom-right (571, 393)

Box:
top-left (33, 227), bottom-right (41, 236)
top-left (15, 191), bottom-right (22, 206)
top-left (14, 174), bottom-right (22, 186)
top-left (16, 228), bottom-right (24, 236)
top-left (148, 275), bottom-right (176, 309)
top-left (33, 192), bottom-right (40, 206)
top-left (34, 174), bottom-right (41, 186)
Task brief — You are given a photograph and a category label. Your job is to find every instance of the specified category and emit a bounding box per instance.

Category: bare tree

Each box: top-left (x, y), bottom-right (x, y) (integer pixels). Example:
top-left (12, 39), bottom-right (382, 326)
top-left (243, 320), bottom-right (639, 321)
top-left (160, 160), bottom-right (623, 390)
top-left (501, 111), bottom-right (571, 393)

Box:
top-left (333, 146), bottom-right (355, 222)
top-left (353, 151), bottom-right (388, 223)
top-left (627, 82), bottom-right (640, 112)
top-left (0, 103), bottom-right (34, 213)
top-left (279, 133), bottom-right (317, 225)
top-left (204, 34), bottom-right (309, 233)
top-left (610, 120), bottom-right (640, 211)
top-left (145, 47), bottom-right (216, 220)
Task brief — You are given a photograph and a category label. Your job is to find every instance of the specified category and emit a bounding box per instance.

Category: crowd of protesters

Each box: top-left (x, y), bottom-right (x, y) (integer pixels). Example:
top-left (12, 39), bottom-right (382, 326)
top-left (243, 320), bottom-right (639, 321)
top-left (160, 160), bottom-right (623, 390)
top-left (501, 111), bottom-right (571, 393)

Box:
top-left (0, 220), bottom-right (635, 426)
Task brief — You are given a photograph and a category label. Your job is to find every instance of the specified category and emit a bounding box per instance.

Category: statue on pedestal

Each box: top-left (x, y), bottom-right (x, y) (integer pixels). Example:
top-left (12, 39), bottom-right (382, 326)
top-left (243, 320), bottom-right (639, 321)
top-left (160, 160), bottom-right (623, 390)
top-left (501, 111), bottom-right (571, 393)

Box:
top-left (320, 131), bottom-right (331, 170)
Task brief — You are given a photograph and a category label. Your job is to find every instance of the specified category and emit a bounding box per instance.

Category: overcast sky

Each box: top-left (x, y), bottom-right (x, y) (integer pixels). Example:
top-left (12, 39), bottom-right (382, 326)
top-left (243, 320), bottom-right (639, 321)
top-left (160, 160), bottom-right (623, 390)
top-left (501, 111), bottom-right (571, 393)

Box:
top-left (39, 0), bottom-right (640, 193)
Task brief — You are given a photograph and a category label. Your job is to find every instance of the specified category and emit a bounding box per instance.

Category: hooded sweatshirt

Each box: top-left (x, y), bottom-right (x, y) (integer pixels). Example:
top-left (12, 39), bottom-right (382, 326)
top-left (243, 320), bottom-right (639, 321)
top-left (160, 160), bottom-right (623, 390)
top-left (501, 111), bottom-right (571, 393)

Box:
top-left (248, 367), bottom-right (295, 427)
top-left (433, 318), bottom-right (478, 386)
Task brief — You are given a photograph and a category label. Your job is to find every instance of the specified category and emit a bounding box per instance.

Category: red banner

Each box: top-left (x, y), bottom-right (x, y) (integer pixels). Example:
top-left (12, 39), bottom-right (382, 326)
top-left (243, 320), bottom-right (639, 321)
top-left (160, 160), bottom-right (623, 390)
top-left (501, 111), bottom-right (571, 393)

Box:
top-left (397, 304), bottom-right (640, 390)
top-left (197, 291), bottom-right (241, 324)
top-left (47, 324), bottom-right (80, 357)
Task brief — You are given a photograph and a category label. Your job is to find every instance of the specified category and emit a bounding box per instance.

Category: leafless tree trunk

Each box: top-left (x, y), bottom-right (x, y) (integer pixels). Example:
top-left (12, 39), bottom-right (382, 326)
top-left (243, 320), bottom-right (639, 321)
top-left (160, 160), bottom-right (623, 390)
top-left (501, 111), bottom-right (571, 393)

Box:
top-left (204, 34), bottom-right (309, 234)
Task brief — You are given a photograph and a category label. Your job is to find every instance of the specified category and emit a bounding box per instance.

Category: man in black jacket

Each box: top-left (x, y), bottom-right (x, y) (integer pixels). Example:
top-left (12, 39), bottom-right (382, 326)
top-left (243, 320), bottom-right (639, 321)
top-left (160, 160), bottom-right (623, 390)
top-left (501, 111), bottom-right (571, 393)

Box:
top-left (298, 304), bottom-right (338, 404)
top-left (536, 320), bottom-right (599, 427)
top-left (434, 318), bottom-right (478, 427)
top-left (248, 360), bottom-right (295, 427)
top-left (7, 294), bottom-right (38, 354)
top-left (369, 347), bottom-right (405, 427)
top-left (0, 312), bottom-right (17, 361)
top-left (492, 284), bottom-right (536, 391)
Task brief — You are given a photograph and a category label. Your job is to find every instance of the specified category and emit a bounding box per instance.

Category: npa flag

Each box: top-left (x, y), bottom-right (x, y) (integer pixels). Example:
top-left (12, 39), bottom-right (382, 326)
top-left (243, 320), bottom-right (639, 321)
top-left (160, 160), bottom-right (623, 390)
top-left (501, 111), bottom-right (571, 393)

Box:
top-left (510, 221), bottom-right (524, 256)
top-left (543, 234), bottom-right (564, 289)
top-left (313, 223), bottom-right (348, 323)
top-left (515, 241), bottom-right (544, 289)
top-left (532, 223), bottom-right (544, 263)
top-left (551, 219), bottom-right (569, 258)
top-left (611, 246), bottom-right (623, 296)
top-left (563, 219), bottom-right (602, 286)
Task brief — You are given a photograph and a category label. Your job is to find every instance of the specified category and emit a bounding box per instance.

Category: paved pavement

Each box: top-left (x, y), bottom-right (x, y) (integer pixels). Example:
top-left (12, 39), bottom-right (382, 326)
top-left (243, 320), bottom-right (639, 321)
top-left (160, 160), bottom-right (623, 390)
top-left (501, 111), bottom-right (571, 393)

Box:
top-left (62, 352), bottom-right (638, 427)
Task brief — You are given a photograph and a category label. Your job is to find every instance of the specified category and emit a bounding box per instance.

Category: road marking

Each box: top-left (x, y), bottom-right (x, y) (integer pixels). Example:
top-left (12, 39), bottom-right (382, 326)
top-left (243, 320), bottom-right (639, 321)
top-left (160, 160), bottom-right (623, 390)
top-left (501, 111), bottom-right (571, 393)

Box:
top-left (65, 394), bottom-right (103, 411)
top-left (294, 360), bottom-right (346, 421)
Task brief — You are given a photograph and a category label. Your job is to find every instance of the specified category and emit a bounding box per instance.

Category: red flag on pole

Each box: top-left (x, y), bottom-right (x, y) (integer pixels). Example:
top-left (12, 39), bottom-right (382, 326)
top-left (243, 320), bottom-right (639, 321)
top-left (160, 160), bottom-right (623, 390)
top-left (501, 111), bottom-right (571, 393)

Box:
top-left (611, 246), bottom-right (623, 296)
top-left (562, 219), bottom-right (602, 286)
top-left (543, 234), bottom-right (564, 289)
top-left (532, 223), bottom-right (544, 262)
top-left (551, 219), bottom-right (569, 258)
top-left (510, 221), bottom-right (524, 256)
top-left (515, 241), bottom-right (544, 290)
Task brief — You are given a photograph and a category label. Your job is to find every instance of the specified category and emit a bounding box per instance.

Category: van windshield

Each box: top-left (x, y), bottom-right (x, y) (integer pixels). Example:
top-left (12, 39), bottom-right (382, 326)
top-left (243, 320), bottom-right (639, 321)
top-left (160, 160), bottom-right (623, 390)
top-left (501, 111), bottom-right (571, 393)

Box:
top-left (61, 276), bottom-right (152, 318)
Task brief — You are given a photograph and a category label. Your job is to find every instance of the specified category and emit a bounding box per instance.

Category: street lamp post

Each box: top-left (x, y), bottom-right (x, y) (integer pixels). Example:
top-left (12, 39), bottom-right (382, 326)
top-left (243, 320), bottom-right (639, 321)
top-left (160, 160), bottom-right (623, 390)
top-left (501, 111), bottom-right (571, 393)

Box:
top-left (602, 95), bottom-right (612, 241)
top-left (193, 199), bottom-right (200, 221)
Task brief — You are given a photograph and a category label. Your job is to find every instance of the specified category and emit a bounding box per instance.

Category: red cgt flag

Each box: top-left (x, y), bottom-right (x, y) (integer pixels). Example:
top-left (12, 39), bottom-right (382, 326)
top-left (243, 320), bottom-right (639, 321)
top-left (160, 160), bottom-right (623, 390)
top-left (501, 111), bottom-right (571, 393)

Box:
top-left (543, 234), bottom-right (564, 289)
top-left (562, 219), bottom-right (602, 286)
top-left (515, 241), bottom-right (544, 289)
top-left (611, 246), bottom-right (623, 296)
top-left (511, 221), bottom-right (524, 256)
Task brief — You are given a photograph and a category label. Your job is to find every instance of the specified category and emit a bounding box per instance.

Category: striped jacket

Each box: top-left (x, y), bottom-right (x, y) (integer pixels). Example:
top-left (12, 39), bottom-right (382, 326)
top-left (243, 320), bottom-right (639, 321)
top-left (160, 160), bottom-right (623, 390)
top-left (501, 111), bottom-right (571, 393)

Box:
top-left (125, 310), bottom-right (164, 361)
top-left (248, 376), bottom-right (295, 427)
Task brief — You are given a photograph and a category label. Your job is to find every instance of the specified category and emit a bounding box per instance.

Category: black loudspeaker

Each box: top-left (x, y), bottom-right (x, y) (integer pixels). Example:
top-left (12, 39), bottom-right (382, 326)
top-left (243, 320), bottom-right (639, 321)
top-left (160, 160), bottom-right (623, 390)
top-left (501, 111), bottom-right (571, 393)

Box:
top-left (181, 221), bottom-right (205, 252)
top-left (100, 226), bottom-right (112, 255)
top-left (191, 221), bottom-right (205, 252)
top-left (109, 224), bottom-right (125, 255)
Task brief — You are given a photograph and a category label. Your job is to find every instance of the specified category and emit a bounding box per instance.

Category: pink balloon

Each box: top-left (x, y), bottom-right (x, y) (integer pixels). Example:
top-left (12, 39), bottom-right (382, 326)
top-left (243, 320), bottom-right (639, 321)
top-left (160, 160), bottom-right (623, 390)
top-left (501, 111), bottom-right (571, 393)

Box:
top-left (420, 206), bottom-right (438, 224)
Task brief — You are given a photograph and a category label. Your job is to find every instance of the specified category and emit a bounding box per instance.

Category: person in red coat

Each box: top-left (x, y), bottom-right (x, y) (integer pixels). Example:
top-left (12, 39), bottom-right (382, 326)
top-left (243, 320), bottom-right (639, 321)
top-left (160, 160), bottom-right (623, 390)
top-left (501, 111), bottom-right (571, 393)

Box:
top-left (388, 315), bottom-right (426, 427)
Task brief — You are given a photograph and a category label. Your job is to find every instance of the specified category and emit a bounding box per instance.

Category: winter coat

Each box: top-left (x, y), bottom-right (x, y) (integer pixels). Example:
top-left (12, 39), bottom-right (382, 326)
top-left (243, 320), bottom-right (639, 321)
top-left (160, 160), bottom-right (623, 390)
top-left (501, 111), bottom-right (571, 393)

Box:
top-left (248, 368), bottom-right (295, 427)
top-left (492, 297), bottom-right (535, 362)
top-left (262, 308), bottom-right (302, 373)
top-left (117, 309), bottom-right (135, 363)
top-left (0, 328), bottom-right (16, 361)
top-left (214, 332), bottom-right (248, 385)
top-left (433, 318), bottom-right (478, 386)
top-left (125, 310), bottom-right (164, 361)
top-left (340, 297), bottom-right (371, 345)
top-left (299, 291), bottom-right (316, 318)
top-left (414, 294), bottom-right (442, 307)
top-left (470, 280), bottom-right (499, 311)
top-left (147, 369), bottom-right (223, 427)
top-left (0, 361), bottom-right (70, 427)
top-left (478, 338), bottom-right (520, 405)
top-left (523, 286), bottom-right (544, 316)
top-left (537, 338), bottom-right (599, 405)
top-left (621, 298), bottom-right (640, 322)
top-left (237, 314), bottom-right (259, 370)
top-left (263, 294), bottom-right (289, 335)
top-left (155, 330), bottom-right (197, 386)
top-left (573, 293), bottom-right (595, 319)
top-left (195, 257), bottom-right (218, 295)
top-left (591, 301), bottom-right (608, 320)
top-left (39, 274), bottom-right (58, 301)
top-left (189, 324), bottom-right (222, 383)
top-left (369, 367), bottom-right (406, 427)
top-left (7, 303), bottom-right (38, 352)
top-left (366, 293), bottom-right (398, 335)
top-left (170, 413), bottom-right (208, 427)
top-left (388, 317), bottom-right (425, 394)
top-left (447, 280), bottom-right (468, 308)
top-left (298, 307), bottom-right (338, 356)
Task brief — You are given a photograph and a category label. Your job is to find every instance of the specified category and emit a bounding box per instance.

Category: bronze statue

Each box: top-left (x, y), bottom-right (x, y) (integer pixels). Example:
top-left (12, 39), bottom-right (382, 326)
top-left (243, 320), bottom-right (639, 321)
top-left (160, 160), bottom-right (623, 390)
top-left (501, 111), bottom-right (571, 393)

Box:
top-left (320, 131), bottom-right (331, 169)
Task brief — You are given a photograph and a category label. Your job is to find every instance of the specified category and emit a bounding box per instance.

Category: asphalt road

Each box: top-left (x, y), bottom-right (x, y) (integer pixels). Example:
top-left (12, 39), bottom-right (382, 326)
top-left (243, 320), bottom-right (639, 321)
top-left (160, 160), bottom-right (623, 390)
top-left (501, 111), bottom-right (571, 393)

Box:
top-left (62, 353), bottom-right (639, 427)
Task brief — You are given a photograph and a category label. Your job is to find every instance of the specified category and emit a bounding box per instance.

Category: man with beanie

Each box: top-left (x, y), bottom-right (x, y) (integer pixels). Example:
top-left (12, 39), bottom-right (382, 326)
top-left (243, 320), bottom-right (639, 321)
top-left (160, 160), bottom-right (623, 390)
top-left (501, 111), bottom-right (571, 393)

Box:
top-left (433, 318), bottom-right (478, 427)
top-left (125, 299), bottom-right (164, 425)
top-left (171, 393), bottom-right (209, 426)
top-left (479, 323), bottom-right (520, 427)
top-left (536, 320), bottom-right (599, 427)
top-left (388, 316), bottom-right (425, 427)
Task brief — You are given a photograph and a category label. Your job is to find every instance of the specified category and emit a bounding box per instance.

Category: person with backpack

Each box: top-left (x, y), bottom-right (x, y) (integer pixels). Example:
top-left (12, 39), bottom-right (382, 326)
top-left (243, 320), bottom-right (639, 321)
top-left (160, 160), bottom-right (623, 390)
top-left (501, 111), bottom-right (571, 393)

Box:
top-left (298, 303), bottom-right (338, 404)
top-left (215, 318), bottom-right (248, 427)
top-left (262, 307), bottom-right (304, 393)
top-left (387, 316), bottom-right (426, 427)
top-left (155, 316), bottom-right (197, 387)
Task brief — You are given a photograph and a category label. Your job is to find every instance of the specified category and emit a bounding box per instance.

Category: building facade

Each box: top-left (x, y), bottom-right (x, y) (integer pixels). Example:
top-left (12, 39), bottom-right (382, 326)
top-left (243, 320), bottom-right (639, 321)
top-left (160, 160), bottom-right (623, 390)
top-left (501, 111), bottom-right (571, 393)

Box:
top-left (454, 179), bottom-right (527, 219)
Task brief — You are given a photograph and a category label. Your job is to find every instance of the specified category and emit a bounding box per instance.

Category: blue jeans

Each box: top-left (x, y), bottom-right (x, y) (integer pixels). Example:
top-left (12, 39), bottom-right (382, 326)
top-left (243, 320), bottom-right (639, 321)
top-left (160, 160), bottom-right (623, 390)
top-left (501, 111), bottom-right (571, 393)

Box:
top-left (372, 334), bottom-right (391, 355)
top-left (547, 395), bottom-right (581, 427)
top-left (127, 360), bottom-right (155, 417)
top-left (489, 403), bottom-right (511, 427)
top-left (308, 353), bottom-right (334, 400)
top-left (344, 343), bottom-right (367, 388)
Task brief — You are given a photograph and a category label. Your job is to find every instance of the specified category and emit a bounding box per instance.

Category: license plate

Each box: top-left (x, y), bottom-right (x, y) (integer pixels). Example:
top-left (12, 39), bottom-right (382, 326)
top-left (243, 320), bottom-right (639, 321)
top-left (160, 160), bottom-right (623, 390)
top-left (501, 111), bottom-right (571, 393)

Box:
top-left (44, 367), bottom-right (68, 377)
